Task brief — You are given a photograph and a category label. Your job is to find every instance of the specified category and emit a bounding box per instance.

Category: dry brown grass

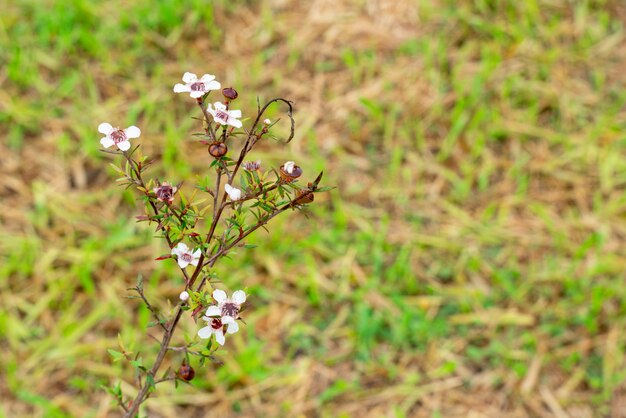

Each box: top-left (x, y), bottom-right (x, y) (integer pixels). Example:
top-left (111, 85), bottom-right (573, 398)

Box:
top-left (3, 0), bottom-right (626, 417)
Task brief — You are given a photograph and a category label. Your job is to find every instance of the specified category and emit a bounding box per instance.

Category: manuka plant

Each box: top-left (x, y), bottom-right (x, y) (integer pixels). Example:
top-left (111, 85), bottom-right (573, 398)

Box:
top-left (100, 72), bottom-right (329, 417)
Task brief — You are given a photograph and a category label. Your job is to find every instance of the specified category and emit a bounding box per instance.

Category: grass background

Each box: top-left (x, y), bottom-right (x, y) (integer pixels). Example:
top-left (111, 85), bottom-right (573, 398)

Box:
top-left (2, 0), bottom-right (626, 417)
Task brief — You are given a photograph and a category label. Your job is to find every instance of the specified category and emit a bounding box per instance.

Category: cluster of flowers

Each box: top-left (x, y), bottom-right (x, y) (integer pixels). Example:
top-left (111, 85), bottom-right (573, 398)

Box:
top-left (99, 71), bottom-right (306, 349)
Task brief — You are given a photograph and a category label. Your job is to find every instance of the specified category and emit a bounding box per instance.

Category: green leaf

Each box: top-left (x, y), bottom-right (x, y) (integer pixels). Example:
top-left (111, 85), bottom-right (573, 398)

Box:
top-left (107, 349), bottom-right (125, 362)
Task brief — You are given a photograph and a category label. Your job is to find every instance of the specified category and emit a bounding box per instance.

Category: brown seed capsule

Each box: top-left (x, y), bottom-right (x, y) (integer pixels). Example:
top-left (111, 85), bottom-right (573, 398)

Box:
top-left (294, 189), bottom-right (314, 205)
top-left (279, 161), bottom-right (303, 183)
top-left (222, 87), bottom-right (238, 100)
top-left (178, 364), bottom-right (195, 381)
top-left (208, 141), bottom-right (228, 158)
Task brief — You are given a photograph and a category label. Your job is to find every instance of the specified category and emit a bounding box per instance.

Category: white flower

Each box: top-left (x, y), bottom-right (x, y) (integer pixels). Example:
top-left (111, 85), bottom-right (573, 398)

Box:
top-left (197, 315), bottom-right (239, 346)
top-left (283, 161), bottom-right (296, 174)
top-left (205, 289), bottom-right (246, 319)
top-left (263, 118), bottom-right (271, 125)
top-left (224, 184), bottom-right (242, 201)
top-left (179, 291), bottom-right (190, 302)
top-left (171, 243), bottom-right (201, 269)
top-left (98, 123), bottom-right (140, 151)
top-left (173, 72), bottom-right (221, 98)
top-left (207, 102), bottom-right (242, 128)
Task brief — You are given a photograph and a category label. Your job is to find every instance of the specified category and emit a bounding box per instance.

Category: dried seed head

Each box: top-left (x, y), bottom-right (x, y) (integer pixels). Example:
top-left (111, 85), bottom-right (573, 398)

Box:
top-left (222, 87), bottom-right (238, 100)
top-left (294, 189), bottom-right (314, 205)
top-left (279, 162), bottom-right (303, 182)
top-left (208, 142), bottom-right (228, 158)
top-left (178, 364), bottom-right (195, 381)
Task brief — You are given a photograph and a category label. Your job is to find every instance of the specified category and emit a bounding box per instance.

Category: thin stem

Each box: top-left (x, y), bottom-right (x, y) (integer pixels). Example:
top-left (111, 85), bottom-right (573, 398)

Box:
top-left (132, 286), bottom-right (167, 332)
top-left (197, 98), bottom-right (217, 142)
top-left (195, 203), bottom-right (291, 291)
top-left (121, 97), bottom-right (298, 417)
top-left (122, 151), bottom-right (191, 284)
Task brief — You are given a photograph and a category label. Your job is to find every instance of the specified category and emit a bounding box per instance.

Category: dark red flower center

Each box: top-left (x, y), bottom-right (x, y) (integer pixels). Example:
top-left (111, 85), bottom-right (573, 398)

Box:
top-left (181, 253), bottom-right (193, 262)
top-left (221, 302), bottom-right (239, 318)
top-left (215, 110), bottom-right (230, 122)
top-left (190, 82), bottom-right (206, 92)
top-left (110, 129), bottom-right (127, 144)
top-left (156, 185), bottom-right (174, 202)
top-left (210, 318), bottom-right (223, 330)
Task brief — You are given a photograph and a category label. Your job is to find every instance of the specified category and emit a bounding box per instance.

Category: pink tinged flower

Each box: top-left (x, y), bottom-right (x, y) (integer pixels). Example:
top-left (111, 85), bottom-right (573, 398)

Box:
top-left (207, 102), bottom-right (243, 128)
top-left (205, 289), bottom-right (246, 319)
top-left (197, 315), bottom-right (239, 345)
top-left (242, 160), bottom-right (261, 171)
top-left (283, 161), bottom-right (296, 174)
top-left (171, 243), bottom-right (201, 269)
top-left (153, 182), bottom-right (178, 204)
top-left (173, 72), bottom-right (221, 98)
top-left (224, 184), bottom-right (242, 201)
top-left (98, 123), bottom-right (140, 151)
top-left (263, 118), bottom-right (271, 125)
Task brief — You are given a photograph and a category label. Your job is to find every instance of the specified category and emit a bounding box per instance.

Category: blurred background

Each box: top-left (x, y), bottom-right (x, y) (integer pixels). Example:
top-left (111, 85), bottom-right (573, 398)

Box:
top-left (2, 0), bottom-right (626, 417)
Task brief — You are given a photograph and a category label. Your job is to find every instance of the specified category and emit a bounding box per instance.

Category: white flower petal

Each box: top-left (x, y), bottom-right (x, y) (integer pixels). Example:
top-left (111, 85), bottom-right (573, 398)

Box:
top-left (125, 126), bottom-right (141, 138)
top-left (213, 102), bottom-right (227, 111)
top-left (177, 258), bottom-right (190, 269)
top-left (225, 184), bottom-right (242, 200)
top-left (117, 141), bottom-right (131, 151)
top-left (205, 305), bottom-right (221, 317)
top-left (213, 289), bottom-right (227, 303)
top-left (173, 83), bottom-right (189, 93)
top-left (190, 90), bottom-right (205, 99)
top-left (192, 249), bottom-right (202, 258)
top-left (199, 74), bottom-right (216, 82)
top-left (214, 330), bottom-right (225, 346)
top-left (223, 316), bottom-right (239, 334)
top-left (182, 72), bottom-right (197, 83)
top-left (197, 326), bottom-right (214, 339)
top-left (204, 80), bottom-right (221, 91)
top-left (179, 291), bottom-right (189, 301)
top-left (229, 119), bottom-right (243, 129)
top-left (190, 258), bottom-right (199, 267)
top-left (232, 290), bottom-right (247, 305)
top-left (229, 109), bottom-right (242, 118)
top-left (98, 122), bottom-right (114, 135)
top-left (100, 137), bottom-right (115, 148)
top-left (172, 243), bottom-right (188, 256)
top-left (206, 104), bottom-right (216, 117)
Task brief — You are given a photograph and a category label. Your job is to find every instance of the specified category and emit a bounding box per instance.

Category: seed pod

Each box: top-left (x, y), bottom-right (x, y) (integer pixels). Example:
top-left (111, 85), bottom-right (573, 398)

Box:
top-left (208, 142), bottom-right (228, 158)
top-left (178, 364), bottom-right (195, 381)
top-left (294, 189), bottom-right (314, 205)
top-left (222, 87), bottom-right (238, 100)
top-left (279, 163), bottom-right (303, 183)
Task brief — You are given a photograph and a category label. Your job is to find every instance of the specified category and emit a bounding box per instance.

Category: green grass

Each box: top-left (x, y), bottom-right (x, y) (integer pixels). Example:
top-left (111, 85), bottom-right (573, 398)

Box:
top-left (2, 0), bottom-right (626, 416)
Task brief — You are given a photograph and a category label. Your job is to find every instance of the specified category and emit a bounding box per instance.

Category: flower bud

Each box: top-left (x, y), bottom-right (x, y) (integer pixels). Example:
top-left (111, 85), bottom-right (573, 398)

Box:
top-left (279, 161), bottom-right (303, 182)
top-left (178, 363), bottom-right (195, 381)
top-left (263, 119), bottom-right (271, 125)
top-left (179, 291), bottom-right (190, 302)
top-left (208, 141), bottom-right (228, 158)
top-left (242, 160), bottom-right (261, 171)
top-left (222, 87), bottom-right (238, 100)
